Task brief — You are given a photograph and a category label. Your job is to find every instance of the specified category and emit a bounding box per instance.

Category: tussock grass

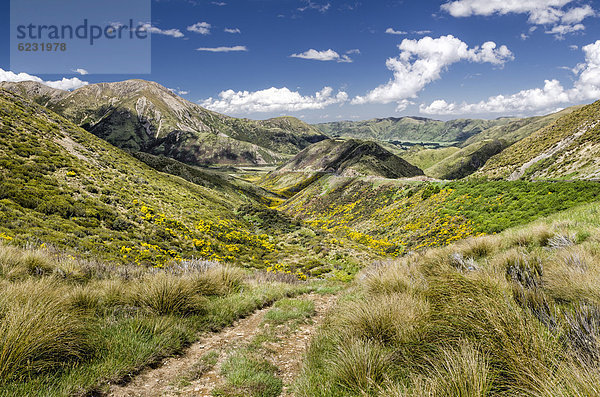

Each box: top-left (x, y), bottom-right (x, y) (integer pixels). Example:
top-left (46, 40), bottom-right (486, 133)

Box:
top-left (328, 338), bottom-right (392, 393)
top-left (0, 242), bottom-right (318, 396)
top-left (131, 273), bottom-right (206, 316)
top-left (296, 202), bottom-right (600, 396)
top-left (190, 265), bottom-right (245, 296)
top-left (334, 292), bottom-right (427, 345)
top-left (0, 281), bottom-right (94, 383)
top-left (360, 260), bottom-right (426, 295)
top-left (457, 235), bottom-right (499, 259)
top-left (422, 343), bottom-right (493, 397)
top-left (508, 223), bottom-right (553, 248)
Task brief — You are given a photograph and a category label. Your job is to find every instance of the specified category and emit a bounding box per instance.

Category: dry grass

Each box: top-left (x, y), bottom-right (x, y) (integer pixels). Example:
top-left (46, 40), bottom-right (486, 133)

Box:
top-left (333, 292), bottom-right (427, 345)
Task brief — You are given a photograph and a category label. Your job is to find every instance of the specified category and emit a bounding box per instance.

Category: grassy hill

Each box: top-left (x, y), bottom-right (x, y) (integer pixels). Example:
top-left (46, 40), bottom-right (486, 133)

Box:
top-left (0, 80), bottom-right (327, 167)
top-left (260, 138), bottom-right (424, 199)
top-left (0, 88), bottom-right (373, 276)
top-left (275, 138), bottom-right (423, 178)
top-left (315, 117), bottom-right (515, 144)
top-left (477, 100), bottom-right (600, 180)
top-left (423, 139), bottom-right (506, 180)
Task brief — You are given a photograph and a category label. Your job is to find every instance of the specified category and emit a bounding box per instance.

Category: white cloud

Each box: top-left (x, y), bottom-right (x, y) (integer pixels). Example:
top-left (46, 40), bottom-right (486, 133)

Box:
top-left (561, 5), bottom-right (596, 24)
top-left (545, 23), bottom-right (585, 36)
top-left (413, 30), bottom-right (433, 35)
top-left (187, 22), bottom-right (211, 35)
top-left (201, 86), bottom-right (348, 113)
top-left (0, 68), bottom-right (88, 91)
top-left (420, 40), bottom-right (600, 115)
top-left (441, 0), bottom-right (596, 38)
top-left (420, 79), bottom-right (570, 115)
top-left (169, 88), bottom-right (189, 96)
top-left (224, 28), bottom-right (241, 34)
top-left (346, 49), bottom-right (361, 55)
top-left (211, 1), bottom-right (226, 5)
top-left (196, 46), bottom-right (248, 52)
top-left (352, 35), bottom-right (513, 108)
top-left (140, 23), bottom-right (184, 38)
top-left (386, 28), bottom-right (407, 35)
top-left (290, 49), bottom-right (354, 63)
top-left (298, 0), bottom-right (331, 13)
top-left (72, 68), bottom-right (88, 75)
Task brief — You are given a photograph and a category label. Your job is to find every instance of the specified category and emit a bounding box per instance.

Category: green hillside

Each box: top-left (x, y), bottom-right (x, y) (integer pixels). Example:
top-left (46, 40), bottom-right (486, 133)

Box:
top-left (424, 139), bottom-right (506, 180)
top-left (477, 100), bottom-right (600, 180)
top-left (0, 88), bottom-right (371, 275)
top-left (277, 176), bottom-right (600, 255)
top-left (0, 80), bottom-right (327, 167)
top-left (261, 138), bottom-right (424, 199)
top-left (399, 108), bottom-right (579, 180)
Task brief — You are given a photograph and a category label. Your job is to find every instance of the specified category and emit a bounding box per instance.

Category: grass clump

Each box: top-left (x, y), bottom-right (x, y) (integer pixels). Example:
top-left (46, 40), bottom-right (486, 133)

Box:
top-left (328, 338), bottom-right (392, 393)
top-left (131, 273), bottom-right (206, 316)
top-left (0, 281), bottom-right (94, 383)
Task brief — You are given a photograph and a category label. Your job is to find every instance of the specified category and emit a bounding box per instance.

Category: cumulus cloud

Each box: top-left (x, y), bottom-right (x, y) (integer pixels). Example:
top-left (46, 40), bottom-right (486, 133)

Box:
top-left (420, 40), bottom-right (600, 115)
top-left (0, 68), bottom-right (88, 90)
top-left (224, 28), bottom-right (241, 34)
top-left (386, 28), bottom-right (407, 35)
top-left (72, 68), bottom-right (88, 75)
top-left (201, 86), bottom-right (348, 113)
top-left (290, 49), bottom-right (353, 63)
top-left (352, 35), bottom-right (513, 109)
top-left (140, 23), bottom-right (184, 38)
top-left (441, 0), bottom-right (596, 38)
top-left (196, 46), bottom-right (248, 52)
top-left (187, 22), bottom-right (211, 35)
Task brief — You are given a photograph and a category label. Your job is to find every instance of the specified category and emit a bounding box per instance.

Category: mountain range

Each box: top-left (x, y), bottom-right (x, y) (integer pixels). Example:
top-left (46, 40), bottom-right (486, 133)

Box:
top-left (0, 80), bottom-right (328, 167)
top-left (3, 78), bottom-right (600, 183)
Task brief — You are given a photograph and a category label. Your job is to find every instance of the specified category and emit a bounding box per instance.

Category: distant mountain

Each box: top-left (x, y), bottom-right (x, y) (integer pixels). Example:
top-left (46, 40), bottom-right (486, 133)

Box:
top-left (476, 100), bottom-right (600, 180)
top-left (0, 80), bottom-right (327, 166)
top-left (261, 139), bottom-right (424, 198)
top-left (315, 116), bottom-right (516, 144)
top-left (276, 138), bottom-right (424, 178)
top-left (399, 107), bottom-right (582, 180)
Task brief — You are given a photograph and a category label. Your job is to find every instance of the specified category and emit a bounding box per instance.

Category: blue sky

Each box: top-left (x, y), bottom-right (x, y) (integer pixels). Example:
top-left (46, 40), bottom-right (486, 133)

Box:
top-left (1, 0), bottom-right (600, 122)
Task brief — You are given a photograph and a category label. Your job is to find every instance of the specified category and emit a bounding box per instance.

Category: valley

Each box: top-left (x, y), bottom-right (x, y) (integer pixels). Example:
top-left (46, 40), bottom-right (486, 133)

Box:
top-left (2, 80), bottom-right (600, 396)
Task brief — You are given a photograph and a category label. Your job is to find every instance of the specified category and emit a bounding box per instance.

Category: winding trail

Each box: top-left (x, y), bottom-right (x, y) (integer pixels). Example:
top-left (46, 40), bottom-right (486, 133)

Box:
top-left (108, 293), bottom-right (337, 397)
